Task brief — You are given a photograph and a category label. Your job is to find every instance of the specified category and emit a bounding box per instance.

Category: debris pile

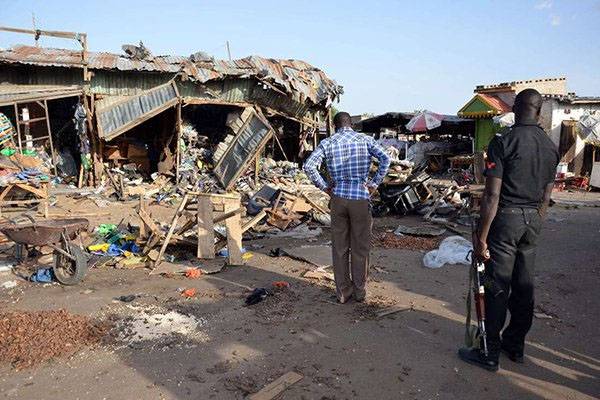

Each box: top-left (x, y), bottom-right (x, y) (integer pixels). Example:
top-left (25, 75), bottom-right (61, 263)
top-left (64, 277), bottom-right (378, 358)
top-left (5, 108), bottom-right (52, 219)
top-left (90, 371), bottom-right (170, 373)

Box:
top-left (0, 114), bottom-right (53, 185)
top-left (0, 309), bottom-right (109, 369)
top-left (373, 232), bottom-right (441, 251)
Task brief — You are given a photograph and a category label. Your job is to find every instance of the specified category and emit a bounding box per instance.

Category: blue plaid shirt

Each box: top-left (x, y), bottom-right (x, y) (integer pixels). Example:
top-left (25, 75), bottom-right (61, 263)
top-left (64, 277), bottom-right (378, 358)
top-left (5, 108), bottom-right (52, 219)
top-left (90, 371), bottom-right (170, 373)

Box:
top-left (303, 127), bottom-right (391, 200)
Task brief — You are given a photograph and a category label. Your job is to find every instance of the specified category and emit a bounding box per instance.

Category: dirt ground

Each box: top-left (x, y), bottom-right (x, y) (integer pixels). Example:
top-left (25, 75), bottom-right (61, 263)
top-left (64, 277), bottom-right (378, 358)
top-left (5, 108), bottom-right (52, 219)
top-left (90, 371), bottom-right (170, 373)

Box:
top-left (0, 192), bottom-right (599, 400)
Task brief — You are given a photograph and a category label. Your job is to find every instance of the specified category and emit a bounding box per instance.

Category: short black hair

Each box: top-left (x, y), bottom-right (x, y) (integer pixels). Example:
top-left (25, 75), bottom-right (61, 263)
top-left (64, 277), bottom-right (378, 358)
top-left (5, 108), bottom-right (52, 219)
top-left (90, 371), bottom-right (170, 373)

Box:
top-left (333, 112), bottom-right (351, 128)
top-left (513, 88), bottom-right (543, 117)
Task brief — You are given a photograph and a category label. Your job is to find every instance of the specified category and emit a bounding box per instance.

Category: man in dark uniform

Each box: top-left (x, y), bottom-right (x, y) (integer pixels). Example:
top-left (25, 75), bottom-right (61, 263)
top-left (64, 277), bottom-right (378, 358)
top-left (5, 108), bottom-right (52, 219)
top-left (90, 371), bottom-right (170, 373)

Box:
top-left (458, 89), bottom-right (559, 371)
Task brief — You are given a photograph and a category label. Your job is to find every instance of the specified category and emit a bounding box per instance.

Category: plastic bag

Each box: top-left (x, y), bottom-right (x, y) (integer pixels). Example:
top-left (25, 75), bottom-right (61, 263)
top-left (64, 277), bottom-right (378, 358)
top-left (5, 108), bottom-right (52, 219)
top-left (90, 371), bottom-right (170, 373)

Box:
top-left (423, 235), bottom-right (472, 269)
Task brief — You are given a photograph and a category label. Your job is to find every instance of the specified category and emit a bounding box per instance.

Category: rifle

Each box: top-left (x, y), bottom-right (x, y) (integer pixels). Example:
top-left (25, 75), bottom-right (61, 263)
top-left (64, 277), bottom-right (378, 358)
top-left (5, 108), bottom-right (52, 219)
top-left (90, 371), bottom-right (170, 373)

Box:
top-left (466, 211), bottom-right (489, 356)
top-left (472, 257), bottom-right (489, 357)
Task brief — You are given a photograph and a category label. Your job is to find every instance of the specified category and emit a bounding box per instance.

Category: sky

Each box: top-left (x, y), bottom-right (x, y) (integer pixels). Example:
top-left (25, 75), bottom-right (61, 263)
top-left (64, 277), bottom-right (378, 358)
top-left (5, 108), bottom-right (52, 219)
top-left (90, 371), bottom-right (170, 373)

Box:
top-left (1, 0), bottom-right (599, 115)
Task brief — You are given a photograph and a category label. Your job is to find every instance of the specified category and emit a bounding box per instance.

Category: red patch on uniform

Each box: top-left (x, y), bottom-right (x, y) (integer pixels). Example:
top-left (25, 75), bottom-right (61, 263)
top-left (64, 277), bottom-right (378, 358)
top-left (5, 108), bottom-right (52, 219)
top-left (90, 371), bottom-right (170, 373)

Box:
top-left (486, 161), bottom-right (496, 169)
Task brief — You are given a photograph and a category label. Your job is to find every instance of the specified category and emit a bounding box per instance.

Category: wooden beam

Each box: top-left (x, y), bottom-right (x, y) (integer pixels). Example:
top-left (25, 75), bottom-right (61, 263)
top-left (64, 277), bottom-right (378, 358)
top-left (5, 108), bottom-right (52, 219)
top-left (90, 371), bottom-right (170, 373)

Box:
top-left (196, 195), bottom-right (215, 259)
top-left (248, 372), bottom-right (303, 400)
top-left (154, 194), bottom-right (189, 267)
top-left (301, 192), bottom-right (328, 214)
top-left (213, 207), bottom-right (243, 224)
top-left (175, 100), bottom-right (182, 183)
top-left (224, 198), bottom-right (243, 265)
top-left (241, 210), bottom-right (267, 233)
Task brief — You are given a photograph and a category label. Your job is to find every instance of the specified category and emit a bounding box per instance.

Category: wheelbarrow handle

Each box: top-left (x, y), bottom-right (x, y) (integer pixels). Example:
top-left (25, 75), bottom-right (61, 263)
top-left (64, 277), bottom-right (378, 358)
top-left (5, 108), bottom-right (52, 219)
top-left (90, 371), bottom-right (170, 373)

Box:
top-left (8, 214), bottom-right (37, 226)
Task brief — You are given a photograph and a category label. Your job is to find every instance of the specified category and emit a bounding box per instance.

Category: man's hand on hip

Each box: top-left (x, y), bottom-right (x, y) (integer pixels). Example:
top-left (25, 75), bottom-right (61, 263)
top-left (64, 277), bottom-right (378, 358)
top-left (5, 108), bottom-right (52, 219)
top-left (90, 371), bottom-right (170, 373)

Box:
top-left (366, 184), bottom-right (378, 197)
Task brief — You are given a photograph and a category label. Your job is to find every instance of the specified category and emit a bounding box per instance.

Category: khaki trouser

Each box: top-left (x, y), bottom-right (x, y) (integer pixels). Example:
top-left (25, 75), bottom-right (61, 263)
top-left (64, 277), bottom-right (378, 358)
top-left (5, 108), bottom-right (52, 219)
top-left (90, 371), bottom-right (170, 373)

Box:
top-left (330, 195), bottom-right (373, 302)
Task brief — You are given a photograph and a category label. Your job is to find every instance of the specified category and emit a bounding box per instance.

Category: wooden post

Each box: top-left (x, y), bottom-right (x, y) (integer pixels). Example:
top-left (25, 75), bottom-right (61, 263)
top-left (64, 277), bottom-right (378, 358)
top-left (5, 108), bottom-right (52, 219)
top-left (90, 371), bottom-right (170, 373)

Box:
top-left (42, 100), bottom-right (58, 176)
top-left (175, 101), bottom-right (182, 183)
top-left (254, 154), bottom-right (260, 186)
top-left (13, 103), bottom-right (22, 154)
top-left (196, 195), bottom-right (215, 259)
top-left (224, 198), bottom-right (243, 265)
top-left (138, 197), bottom-right (147, 238)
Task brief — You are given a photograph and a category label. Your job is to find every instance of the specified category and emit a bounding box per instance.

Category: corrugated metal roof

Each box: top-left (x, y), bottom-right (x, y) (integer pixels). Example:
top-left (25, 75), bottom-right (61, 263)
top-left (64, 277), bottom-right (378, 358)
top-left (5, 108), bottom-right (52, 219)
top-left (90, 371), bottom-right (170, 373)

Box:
top-left (0, 84), bottom-right (83, 106)
top-left (478, 93), bottom-right (512, 113)
top-left (0, 45), bottom-right (342, 105)
top-left (96, 81), bottom-right (178, 140)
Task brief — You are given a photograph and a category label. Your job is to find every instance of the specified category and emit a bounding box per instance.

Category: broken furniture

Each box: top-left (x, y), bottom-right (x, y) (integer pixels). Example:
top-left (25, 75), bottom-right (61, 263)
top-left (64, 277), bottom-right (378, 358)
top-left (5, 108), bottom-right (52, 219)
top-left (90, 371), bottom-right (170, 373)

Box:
top-left (379, 171), bottom-right (432, 215)
top-left (0, 181), bottom-right (49, 218)
top-left (144, 192), bottom-right (264, 268)
top-left (194, 192), bottom-right (244, 265)
top-left (0, 216), bottom-right (89, 285)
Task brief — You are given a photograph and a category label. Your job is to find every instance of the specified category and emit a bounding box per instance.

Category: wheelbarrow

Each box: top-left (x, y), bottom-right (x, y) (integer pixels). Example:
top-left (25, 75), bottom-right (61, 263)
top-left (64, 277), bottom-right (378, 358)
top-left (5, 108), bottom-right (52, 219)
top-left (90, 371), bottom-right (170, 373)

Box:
top-left (0, 215), bottom-right (90, 285)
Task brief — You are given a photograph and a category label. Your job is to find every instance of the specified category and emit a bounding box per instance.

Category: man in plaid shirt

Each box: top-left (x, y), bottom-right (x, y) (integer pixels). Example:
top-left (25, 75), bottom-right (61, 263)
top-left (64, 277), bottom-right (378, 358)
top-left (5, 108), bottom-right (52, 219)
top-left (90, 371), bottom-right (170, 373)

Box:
top-left (304, 112), bottom-right (390, 303)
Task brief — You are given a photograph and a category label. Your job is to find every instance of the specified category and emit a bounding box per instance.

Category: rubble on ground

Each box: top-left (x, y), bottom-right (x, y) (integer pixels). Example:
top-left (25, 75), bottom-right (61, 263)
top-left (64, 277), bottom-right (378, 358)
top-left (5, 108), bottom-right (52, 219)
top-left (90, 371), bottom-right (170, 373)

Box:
top-left (0, 309), bottom-right (109, 369)
top-left (373, 232), bottom-right (441, 251)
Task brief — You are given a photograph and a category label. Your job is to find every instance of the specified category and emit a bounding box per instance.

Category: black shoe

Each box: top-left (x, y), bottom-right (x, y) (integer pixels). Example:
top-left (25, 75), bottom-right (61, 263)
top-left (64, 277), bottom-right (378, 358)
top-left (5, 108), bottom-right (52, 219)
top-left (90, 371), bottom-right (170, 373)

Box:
top-left (458, 347), bottom-right (499, 372)
top-left (501, 343), bottom-right (524, 364)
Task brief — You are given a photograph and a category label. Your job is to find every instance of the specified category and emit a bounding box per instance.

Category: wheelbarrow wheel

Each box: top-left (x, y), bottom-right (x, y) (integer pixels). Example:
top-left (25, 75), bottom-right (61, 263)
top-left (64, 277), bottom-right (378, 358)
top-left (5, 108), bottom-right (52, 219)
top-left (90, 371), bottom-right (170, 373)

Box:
top-left (53, 244), bottom-right (88, 285)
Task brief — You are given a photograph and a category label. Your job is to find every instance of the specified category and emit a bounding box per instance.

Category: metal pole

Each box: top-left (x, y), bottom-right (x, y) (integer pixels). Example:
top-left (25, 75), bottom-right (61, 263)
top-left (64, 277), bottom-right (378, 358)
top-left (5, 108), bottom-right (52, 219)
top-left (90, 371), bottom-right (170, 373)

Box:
top-left (226, 41), bottom-right (232, 61)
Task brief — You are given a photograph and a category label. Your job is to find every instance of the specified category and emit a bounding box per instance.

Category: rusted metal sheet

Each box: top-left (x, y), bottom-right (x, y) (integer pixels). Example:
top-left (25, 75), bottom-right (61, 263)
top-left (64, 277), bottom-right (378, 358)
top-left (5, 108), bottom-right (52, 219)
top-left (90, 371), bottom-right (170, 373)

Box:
top-left (96, 81), bottom-right (178, 141)
top-left (0, 45), bottom-right (343, 107)
top-left (0, 84), bottom-right (83, 106)
top-left (213, 107), bottom-right (274, 190)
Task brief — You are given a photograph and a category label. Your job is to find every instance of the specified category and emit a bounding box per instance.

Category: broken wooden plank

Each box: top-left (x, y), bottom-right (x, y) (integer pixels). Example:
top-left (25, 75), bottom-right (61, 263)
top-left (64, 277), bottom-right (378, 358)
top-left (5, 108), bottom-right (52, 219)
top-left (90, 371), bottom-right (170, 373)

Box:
top-left (224, 198), bottom-right (243, 265)
top-left (303, 269), bottom-right (335, 281)
top-left (138, 208), bottom-right (162, 237)
top-left (213, 207), bottom-right (244, 224)
top-left (248, 371), bottom-right (303, 400)
top-left (376, 305), bottom-right (413, 319)
top-left (197, 195), bottom-right (215, 259)
top-left (154, 194), bottom-right (189, 267)
top-left (301, 193), bottom-right (328, 214)
top-left (241, 210), bottom-right (267, 233)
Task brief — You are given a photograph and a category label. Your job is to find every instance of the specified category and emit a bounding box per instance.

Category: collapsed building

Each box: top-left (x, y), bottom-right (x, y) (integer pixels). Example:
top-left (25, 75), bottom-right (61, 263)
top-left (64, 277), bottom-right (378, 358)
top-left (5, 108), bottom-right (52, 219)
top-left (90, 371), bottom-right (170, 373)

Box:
top-left (0, 28), bottom-right (342, 191)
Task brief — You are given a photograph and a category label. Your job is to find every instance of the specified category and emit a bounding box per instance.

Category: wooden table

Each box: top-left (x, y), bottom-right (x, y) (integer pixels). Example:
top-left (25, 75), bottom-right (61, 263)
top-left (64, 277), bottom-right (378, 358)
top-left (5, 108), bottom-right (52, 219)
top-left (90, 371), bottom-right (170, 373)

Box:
top-left (0, 181), bottom-right (49, 218)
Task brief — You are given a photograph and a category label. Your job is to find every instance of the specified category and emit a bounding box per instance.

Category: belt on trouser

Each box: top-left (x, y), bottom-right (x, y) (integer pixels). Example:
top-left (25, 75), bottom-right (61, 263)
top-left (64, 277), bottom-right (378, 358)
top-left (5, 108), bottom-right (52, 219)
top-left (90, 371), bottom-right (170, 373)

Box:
top-left (497, 207), bottom-right (539, 214)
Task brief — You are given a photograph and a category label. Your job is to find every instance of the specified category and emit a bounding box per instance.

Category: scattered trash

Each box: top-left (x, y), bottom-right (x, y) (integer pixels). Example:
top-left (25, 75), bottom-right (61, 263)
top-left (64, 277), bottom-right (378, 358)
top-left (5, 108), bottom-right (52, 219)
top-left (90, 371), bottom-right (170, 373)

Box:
top-left (245, 288), bottom-right (271, 305)
top-left (30, 268), bottom-right (54, 283)
top-left (422, 236), bottom-right (472, 269)
top-left (272, 281), bottom-right (290, 289)
top-left (1, 280), bottom-right (17, 289)
top-left (181, 288), bottom-right (197, 298)
top-left (185, 268), bottom-right (203, 279)
top-left (534, 312), bottom-right (553, 320)
top-left (218, 247), bottom-right (247, 258)
top-left (303, 266), bottom-right (335, 281)
top-left (116, 294), bottom-right (137, 303)
top-left (0, 262), bottom-right (15, 273)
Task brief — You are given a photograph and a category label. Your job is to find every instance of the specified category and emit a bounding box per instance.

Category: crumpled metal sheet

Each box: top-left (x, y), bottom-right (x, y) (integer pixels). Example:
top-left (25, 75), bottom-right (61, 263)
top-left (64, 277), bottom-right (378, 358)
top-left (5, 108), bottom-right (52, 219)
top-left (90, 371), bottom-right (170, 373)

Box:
top-left (0, 45), bottom-right (343, 105)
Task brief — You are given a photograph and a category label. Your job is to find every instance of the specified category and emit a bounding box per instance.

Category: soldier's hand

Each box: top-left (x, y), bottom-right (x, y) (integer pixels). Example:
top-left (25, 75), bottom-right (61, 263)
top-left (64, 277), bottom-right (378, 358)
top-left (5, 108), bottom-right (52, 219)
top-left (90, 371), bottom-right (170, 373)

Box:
top-left (473, 239), bottom-right (490, 262)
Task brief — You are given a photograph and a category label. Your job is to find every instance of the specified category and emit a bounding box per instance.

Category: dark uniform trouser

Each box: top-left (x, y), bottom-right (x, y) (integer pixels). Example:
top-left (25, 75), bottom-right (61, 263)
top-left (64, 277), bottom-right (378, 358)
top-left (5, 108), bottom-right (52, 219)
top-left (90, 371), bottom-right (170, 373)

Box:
top-left (330, 195), bottom-right (372, 302)
top-left (485, 207), bottom-right (542, 359)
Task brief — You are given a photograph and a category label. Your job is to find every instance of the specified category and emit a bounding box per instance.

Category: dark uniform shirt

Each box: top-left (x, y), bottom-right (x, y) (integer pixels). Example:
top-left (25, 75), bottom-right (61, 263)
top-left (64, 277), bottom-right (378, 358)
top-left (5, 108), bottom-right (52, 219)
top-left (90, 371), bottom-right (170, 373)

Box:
top-left (484, 123), bottom-right (559, 208)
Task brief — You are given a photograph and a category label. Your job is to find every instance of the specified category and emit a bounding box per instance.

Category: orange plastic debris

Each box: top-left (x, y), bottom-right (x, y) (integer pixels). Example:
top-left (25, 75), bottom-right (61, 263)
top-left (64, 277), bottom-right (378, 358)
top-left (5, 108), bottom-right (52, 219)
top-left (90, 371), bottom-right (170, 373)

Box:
top-left (272, 281), bottom-right (290, 289)
top-left (181, 288), bottom-right (197, 298)
top-left (185, 268), bottom-right (203, 279)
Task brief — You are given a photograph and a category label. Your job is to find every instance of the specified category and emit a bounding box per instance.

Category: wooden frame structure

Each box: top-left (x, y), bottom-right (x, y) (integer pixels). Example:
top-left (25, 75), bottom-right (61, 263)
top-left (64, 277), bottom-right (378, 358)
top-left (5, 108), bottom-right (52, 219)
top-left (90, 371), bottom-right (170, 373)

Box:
top-left (0, 181), bottom-right (49, 218)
